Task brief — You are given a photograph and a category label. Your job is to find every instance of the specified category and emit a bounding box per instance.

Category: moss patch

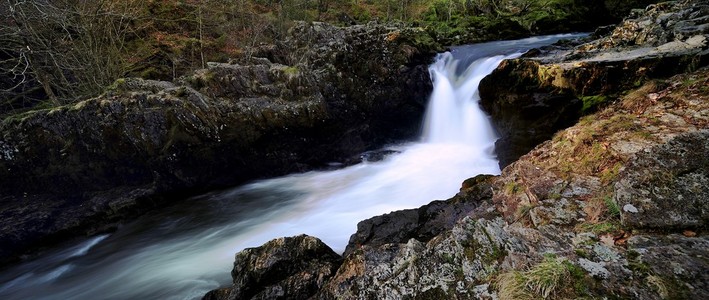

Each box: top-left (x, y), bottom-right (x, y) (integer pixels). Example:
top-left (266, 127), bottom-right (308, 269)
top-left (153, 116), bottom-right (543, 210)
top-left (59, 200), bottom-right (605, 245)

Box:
top-left (2, 105), bottom-right (54, 125)
top-left (579, 95), bottom-right (610, 114)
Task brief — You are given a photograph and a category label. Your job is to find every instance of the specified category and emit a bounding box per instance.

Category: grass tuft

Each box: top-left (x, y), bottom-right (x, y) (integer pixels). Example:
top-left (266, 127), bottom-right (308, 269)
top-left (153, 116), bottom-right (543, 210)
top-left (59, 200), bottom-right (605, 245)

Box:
top-left (497, 272), bottom-right (534, 300)
top-left (604, 196), bottom-right (621, 218)
top-left (647, 275), bottom-right (669, 299)
top-left (576, 221), bottom-right (621, 235)
top-left (578, 192), bottom-right (622, 235)
top-left (525, 255), bottom-right (571, 298)
top-left (504, 181), bottom-right (521, 195)
top-left (496, 254), bottom-right (576, 300)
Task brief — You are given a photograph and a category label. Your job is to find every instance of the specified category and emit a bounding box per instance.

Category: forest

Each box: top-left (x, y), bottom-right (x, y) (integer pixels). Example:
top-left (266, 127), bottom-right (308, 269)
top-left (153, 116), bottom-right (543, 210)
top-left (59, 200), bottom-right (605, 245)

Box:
top-left (1, 0), bottom-right (655, 115)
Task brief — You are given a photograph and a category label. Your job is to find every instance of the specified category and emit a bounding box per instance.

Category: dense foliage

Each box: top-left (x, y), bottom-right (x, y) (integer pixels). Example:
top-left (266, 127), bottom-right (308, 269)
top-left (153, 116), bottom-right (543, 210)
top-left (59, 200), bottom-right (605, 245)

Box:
top-left (0, 0), bottom-right (658, 115)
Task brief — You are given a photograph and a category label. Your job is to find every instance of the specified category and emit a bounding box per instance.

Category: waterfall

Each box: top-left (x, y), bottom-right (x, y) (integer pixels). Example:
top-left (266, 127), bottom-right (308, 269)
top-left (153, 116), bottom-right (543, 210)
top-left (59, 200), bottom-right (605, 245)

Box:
top-left (423, 52), bottom-right (518, 145)
top-left (0, 34), bottom-right (588, 300)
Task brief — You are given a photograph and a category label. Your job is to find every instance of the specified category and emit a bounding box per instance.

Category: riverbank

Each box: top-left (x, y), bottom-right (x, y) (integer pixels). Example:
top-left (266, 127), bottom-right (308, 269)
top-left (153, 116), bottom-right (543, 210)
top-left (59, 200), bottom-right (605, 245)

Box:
top-left (0, 22), bottom-right (440, 266)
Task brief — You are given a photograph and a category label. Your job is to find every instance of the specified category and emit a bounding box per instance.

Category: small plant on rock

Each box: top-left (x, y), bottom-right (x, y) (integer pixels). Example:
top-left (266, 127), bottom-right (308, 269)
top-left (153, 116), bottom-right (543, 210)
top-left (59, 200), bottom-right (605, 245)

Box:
top-left (496, 254), bottom-right (576, 300)
top-left (577, 191), bottom-right (623, 235)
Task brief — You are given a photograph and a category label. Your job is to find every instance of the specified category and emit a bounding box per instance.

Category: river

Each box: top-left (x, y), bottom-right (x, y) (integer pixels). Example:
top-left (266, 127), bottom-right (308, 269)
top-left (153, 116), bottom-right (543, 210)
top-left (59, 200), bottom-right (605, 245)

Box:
top-left (0, 33), bottom-right (587, 300)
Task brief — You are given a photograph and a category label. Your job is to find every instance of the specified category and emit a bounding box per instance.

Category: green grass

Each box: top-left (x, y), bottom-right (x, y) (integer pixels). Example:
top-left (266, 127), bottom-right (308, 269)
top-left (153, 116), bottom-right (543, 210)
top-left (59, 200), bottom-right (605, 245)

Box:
top-left (576, 221), bottom-right (621, 235)
top-left (504, 181), bottom-right (521, 195)
top-left (497, 271), bottom-right (533, 300)
top-left (604, 196), bottom-right (621, 218)
top-left (496, 254), bottom-right (581, 299)
top-left (574, 248), bottom-right (590, 259)
top-left (526, 255), bottom-right (570, 297)
top-left (647, 275), bottom-right (669, 299)
top-left (283, 66), bottom-right (299, 76)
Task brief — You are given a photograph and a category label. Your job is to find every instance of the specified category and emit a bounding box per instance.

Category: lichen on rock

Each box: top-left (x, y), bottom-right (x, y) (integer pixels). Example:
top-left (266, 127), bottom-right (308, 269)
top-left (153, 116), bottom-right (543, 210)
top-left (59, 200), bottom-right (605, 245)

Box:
top-left (615, 131), bottom-right (709, 229)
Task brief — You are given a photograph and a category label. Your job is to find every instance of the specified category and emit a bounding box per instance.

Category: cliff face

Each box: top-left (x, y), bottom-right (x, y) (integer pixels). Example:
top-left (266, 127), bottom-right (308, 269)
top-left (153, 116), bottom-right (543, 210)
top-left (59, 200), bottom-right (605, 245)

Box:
top-left (210, 1), bottom-right (709, 299)
top-left (0, 23), bottom-right (440, 264)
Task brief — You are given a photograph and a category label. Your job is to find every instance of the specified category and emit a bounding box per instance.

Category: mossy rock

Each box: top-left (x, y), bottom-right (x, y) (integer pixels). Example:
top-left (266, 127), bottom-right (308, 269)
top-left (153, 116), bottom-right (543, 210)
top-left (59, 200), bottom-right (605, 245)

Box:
top-left (579, 95), bottom-right (611, 114)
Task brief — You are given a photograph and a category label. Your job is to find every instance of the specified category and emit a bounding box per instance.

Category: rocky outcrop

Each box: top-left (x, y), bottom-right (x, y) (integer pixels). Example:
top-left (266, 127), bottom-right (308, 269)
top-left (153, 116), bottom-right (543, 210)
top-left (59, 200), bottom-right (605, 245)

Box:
top-left (480, 0), bottom-right (709, 168)
top-left (0, 22), bottom-right (440, 265)
top-left (203, 235), bottom-right (342, 300)
top-left (627, 234), bottom-right (709, 298)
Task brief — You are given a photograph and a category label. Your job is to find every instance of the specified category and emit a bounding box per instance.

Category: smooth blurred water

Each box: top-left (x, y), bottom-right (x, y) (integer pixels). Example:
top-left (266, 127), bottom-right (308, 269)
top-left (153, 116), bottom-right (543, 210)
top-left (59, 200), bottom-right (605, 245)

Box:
top-left (0, 33), bottom-right (587, 300)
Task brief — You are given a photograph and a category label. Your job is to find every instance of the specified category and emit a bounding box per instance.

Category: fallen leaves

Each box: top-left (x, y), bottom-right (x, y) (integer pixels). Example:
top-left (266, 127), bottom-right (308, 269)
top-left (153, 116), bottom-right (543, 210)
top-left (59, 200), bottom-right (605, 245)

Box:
top-left (683, 230), bottom-right (697, 237)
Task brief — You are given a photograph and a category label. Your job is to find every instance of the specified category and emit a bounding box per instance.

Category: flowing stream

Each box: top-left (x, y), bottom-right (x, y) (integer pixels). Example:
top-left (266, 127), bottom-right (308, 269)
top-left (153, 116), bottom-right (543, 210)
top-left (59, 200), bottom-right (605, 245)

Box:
top-left (0, 34), bottom-right (586, 300)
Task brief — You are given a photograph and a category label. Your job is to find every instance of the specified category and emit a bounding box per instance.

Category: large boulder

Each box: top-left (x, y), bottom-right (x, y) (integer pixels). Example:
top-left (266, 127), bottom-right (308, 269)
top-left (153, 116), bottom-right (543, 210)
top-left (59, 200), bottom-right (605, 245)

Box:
top-left (315, 217), bottom-right (523, 300)
top-left (627, 234), bottom-right (709, 299)
top-left (203, 235), bottom-right (342, 300)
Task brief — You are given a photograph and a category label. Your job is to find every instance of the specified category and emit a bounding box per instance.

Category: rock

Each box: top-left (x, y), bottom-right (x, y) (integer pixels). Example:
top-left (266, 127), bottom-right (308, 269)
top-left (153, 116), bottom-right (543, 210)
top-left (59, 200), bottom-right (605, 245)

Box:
top-left (315, 217), bottom-right (525, 300)
top-left (615, 131), bottom-right (709, 229)
top-left (481, 48), bottom-right (708, 168)
top-left (578, 258), bottom-right (611, 279)
top-left (627, 234), bottom-right (709, 299)
top-left (586, 0), bottom-right (709, 50)
top-left (529, 198), bottom-right (584, 227)
top-left (343, 174), bottom-right (495, 256)
top-left (357, 149), bottom-right (400, 163)
top-left (203, 235), bottom-right (342, 300)
top-left (479, 0), bottom-right (709, 168)
top-left (202, 288), bottom-right (231, 300)
top-left (623, 204), bottom-right (639, 213)
top-left (478, 64), bottom-right (583, 167)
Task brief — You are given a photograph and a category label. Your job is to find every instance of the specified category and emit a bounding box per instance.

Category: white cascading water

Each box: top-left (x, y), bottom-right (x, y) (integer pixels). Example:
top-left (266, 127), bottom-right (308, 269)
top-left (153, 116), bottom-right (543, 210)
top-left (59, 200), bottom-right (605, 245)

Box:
top-left (423, 53), bottom-right (507, 145)
top-left (0, 34), bottom-right (587, 300)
